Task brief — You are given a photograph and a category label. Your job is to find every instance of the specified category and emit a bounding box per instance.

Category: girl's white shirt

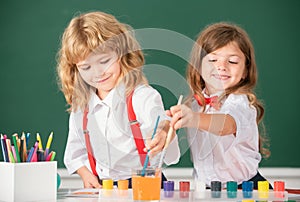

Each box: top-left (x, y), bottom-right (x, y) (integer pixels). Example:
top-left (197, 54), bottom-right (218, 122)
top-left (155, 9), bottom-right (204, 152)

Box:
top-left (187, 92), bottom-right (261, 186)
top-left (64, 84), bottom-right (180, 180)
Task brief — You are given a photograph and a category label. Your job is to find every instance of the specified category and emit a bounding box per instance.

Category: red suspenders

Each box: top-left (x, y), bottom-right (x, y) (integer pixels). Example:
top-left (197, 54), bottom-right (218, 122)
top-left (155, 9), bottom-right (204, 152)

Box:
top-left (83, 90), bottom-right (147, 177)
top-left (83, 108), bottom-right (98, 176)
top-left (126, 91), bottom-right (148, 166)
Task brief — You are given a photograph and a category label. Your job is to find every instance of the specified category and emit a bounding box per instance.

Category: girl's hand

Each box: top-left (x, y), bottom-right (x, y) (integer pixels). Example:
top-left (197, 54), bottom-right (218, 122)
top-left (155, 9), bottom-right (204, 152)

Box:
top-left (168, 104), bottom-right (200, 130)
top-left (77, 166), bottom-right (101, 189)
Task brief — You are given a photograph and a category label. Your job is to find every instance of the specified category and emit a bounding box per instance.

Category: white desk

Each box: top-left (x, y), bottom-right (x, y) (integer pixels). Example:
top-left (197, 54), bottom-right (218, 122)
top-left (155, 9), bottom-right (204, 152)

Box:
top-left (55, 188), bottom-right (300, 201)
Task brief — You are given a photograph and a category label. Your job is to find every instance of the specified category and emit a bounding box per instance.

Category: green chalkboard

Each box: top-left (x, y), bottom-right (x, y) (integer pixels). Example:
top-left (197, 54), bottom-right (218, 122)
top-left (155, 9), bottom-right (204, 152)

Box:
top-left (1, 0), bottom-right (299, 168)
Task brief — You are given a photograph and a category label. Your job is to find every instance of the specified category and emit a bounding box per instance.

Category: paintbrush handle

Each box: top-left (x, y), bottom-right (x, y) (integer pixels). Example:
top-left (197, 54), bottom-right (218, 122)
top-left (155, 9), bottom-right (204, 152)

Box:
top-left (163, 95), bottom-right (183, 149)
top-left (158, 95), bottom-right (183, 168)
top-left (158, 149), bottom-right (166, 168)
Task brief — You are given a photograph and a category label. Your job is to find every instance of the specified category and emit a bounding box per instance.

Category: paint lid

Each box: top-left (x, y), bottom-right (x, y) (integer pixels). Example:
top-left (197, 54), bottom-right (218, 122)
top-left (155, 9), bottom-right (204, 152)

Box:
top-left (227, 181), bottom-right (238, 192)
top-left (274, 181), bottom-right (285, 192)
top-left (163, 181), bottom-right (174, 191)
top-left (242, 181), bottom-right (254, 192)
top-left (117, 179), bottom-right (128, 190)
top-left (179, 181), bottom-right (190, 192)
top-left (102, 179), bottom-right (113, 190)
top-left (258, 181), bottom-right (269, 192)
top-left (211, 181), bottom-right (221, 191)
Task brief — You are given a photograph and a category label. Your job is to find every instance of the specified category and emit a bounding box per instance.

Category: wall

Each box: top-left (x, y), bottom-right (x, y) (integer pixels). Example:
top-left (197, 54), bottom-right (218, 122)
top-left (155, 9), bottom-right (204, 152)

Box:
top-left (0, 0), bottom-right (299, 168)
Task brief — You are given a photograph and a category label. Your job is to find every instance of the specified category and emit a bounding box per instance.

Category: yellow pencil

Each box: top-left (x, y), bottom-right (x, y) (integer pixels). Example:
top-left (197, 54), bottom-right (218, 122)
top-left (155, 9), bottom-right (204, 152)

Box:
top-left (36, 133), bottom-right (43, 150)
top-left (44, 132), bottom-right (53, 158)
top-left (46, 132), bottom-right (53, 150)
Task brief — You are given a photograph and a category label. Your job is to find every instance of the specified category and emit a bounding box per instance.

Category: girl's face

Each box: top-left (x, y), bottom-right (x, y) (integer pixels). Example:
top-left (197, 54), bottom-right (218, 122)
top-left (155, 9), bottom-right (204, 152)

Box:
top-left (201, 41), bottom-right (246, 95)
top-left (76, 51), bottom-right (121, 99)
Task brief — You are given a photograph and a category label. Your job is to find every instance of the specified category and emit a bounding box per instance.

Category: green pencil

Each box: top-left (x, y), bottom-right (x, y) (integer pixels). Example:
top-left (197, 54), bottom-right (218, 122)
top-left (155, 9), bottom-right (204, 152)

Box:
top-left (12, 134), bottom-right (21, 163)
top-left (50, 151), bottom-right (56, 161)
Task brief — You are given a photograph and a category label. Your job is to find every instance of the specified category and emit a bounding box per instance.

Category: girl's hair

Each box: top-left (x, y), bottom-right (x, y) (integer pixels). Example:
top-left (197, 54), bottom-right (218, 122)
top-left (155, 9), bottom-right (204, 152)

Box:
top-left (187, 22), bottom-right (270, 158)
top-left (56, 11), bottom-right (147, 112)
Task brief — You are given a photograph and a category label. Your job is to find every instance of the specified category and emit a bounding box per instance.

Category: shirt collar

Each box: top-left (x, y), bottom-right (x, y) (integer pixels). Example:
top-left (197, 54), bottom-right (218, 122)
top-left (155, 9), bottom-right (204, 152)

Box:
top-left (88, 83), bottom-right (126, 114)
top-left (202, 88), bottom-right (224, 98)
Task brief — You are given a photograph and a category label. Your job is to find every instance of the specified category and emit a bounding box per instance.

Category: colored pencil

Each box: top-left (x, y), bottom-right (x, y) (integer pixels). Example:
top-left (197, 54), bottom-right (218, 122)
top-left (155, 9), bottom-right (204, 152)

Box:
top-left (11, 144), bottom-right (17, 163)
top-left (26, 147), bottom-right (35, 162)
top-left (46, 151), bottom-right (52, 161)
top-left (25, 132), bottom-right (30, 149)
top-left (37, 150), bottom-right (45, 161)
top-left (20, 137), bottom-right (24, 162)
top-left (1, 134), bottom-right (9, 162)
top-left (12, 133), bottom-right (21, 162)
top-left (8, 150), bottom-right (15, 163)
top-left (36, 133), bottom-right (43, 150)
top-left (21, 133), bottom-right (27, 162)
top-left (6, 139), bottom-right (15, 163)
top-left (30, 141), bottom-right (39, 162)
top-left (50, 151), bottom-right (56, 161)
top-left (44, 132), bottom-right (53, 158)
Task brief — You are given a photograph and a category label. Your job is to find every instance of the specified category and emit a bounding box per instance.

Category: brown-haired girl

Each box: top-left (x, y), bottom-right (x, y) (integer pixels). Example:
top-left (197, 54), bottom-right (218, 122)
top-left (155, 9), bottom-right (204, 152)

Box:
top-left (168, 22), bottom-right (270, 189)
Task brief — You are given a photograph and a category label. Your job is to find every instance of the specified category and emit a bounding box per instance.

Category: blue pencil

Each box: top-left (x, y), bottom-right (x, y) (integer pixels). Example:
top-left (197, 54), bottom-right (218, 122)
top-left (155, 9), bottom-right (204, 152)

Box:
top-left (25, 132), bottom-right (30, 149)
top-left (141, 115), bottom-right (160, 176)
top-left (26, 147), bottom-right (35, 162)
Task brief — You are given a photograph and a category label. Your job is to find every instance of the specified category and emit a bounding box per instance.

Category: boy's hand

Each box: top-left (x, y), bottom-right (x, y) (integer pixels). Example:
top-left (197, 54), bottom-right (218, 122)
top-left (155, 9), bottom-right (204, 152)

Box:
top-left (144, 120), bottom-right (169, 157)
top-left (77, 166), bottom-right (101, 189)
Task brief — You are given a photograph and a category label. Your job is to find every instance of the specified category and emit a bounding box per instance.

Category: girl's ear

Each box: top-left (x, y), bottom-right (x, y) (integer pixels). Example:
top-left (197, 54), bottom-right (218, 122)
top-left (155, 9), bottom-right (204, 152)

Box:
top-left (242, 68), bottom-right (248, 80)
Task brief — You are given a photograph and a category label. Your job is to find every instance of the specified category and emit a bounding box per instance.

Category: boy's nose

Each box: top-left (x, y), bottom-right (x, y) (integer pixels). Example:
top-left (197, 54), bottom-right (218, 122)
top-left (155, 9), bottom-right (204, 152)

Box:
top-left (94, 65), bottom-right (107, 75)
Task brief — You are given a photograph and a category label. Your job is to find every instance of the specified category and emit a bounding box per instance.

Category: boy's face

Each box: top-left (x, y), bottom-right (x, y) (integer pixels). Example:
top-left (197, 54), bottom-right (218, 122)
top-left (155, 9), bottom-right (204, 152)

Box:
top-left (76, 51), bottom-right (121, 99)
top-left (201, 41), bottom-right (246, 95)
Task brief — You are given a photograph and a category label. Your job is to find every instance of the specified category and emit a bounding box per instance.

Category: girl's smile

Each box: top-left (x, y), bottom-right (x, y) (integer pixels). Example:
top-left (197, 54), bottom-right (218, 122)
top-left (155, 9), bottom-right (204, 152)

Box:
top-left (211, 73), bottom-right (231, 80)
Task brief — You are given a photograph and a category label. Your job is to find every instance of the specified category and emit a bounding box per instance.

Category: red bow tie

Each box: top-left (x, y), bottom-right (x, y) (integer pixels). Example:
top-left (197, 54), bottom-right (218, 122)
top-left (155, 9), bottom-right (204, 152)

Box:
top-left (194, 94), bottom-right (221, 110)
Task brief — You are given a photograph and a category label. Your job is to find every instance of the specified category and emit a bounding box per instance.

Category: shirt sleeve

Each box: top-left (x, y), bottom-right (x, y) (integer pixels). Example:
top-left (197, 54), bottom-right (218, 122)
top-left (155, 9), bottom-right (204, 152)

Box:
top-left (64, 112), bottom-right (89, 175)
top-left (215, 94), bottom-right (261, 182)
top-left (132, 85), bottom-right (180, 166)
top-left (222, 94), bottom-right (258, 143)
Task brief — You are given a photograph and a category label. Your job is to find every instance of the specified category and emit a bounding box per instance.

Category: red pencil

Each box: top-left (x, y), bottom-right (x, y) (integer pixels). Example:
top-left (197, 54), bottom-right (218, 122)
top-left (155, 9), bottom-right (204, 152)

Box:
top-left (31, 141), bottom-right (39, 162)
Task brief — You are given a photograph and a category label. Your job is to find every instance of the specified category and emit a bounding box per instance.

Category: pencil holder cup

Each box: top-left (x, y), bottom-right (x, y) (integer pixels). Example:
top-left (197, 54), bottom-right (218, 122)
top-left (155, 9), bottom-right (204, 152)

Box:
top-left (0, 161), bottom-right (57, 202)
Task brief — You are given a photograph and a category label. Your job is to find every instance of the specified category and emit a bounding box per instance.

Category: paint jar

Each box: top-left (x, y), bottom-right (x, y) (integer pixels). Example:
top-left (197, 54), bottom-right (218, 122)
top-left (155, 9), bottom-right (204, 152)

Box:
top-left (194, 180), bottom-right (206, 199)
top-left (211, 181), bottom-right (221, 198)
top-left (274, 181), bottom-right (285, 198)
top-left (163, 181), bottom-right (174, 198)
top-left (102, 178), bottom-right (113, 197)
top-left (227, 181), bottom-right (237, 198)
top-left (258, 181), bottom-right (269, 199)
top-left (132, 167), bottom-right (161, 201)
top-left (242, 181), bottom-right (254, 198)
top-left (179, 181), bottom-right (190, 198)
top-left (117, 179), bottom-right (129, 197)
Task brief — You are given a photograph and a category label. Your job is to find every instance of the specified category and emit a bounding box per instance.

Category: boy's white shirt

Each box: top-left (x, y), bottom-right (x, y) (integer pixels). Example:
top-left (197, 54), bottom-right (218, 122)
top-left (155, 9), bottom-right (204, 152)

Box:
top-left (64, 83), bottom-right (180, 180)
top-left (187, 92), bottom-right (261, 186)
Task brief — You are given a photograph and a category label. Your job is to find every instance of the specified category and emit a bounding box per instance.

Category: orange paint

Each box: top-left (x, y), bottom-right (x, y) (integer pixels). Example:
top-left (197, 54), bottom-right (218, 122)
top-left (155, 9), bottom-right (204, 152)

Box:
top-left (132, 174), bottom-right (161, 200)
